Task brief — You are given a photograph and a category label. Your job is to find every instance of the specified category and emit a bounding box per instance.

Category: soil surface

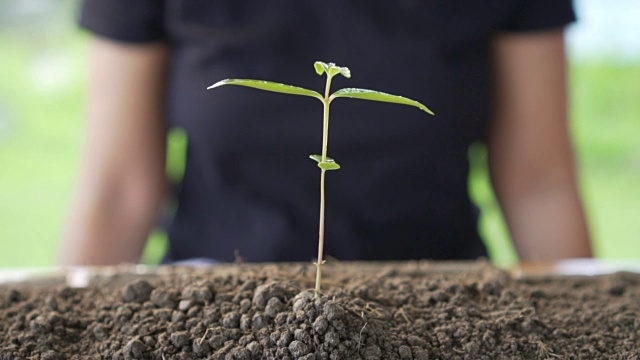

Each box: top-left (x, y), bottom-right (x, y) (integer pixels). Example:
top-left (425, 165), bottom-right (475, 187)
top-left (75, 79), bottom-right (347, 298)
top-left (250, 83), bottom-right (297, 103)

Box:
top-left (1, 261), bottom-right (639, 359)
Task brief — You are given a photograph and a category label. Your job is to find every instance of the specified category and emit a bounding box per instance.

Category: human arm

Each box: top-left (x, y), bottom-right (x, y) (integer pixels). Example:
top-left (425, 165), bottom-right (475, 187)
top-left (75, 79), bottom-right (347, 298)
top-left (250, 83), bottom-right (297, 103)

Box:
top-left (59, 37), bottom-right (168, 265)
top-left (488, 30), bottom-right (592, 261)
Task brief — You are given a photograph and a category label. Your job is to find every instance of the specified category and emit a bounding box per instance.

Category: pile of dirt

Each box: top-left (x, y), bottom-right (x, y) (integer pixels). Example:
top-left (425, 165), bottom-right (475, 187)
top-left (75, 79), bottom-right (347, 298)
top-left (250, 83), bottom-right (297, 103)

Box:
top-left (1, 261), bottom-right (639, 359)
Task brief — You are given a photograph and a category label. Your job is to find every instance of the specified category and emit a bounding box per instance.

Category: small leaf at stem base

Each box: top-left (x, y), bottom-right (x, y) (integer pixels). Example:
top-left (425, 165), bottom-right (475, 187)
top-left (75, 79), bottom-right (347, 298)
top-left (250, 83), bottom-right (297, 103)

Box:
top-left (309, 154), bottom-right (333, 163)
top-left (318, 161), bottom-right (340, 170)
top-left (309, 154), bottom-right (340, 170)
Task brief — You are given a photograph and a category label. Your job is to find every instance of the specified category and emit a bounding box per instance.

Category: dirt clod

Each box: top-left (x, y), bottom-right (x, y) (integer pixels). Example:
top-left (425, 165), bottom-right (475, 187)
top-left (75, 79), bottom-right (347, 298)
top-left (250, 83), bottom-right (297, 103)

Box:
top-left (252, 282), bottom-right (296, 309)
top-left (150, 288), bottom-right (178, 309)
top-left (171, 331), bottom-right (190, 348)
top-left (122, 280), bottom-right (154, 303)
top-left (124, 338), bottom-right (145, 358)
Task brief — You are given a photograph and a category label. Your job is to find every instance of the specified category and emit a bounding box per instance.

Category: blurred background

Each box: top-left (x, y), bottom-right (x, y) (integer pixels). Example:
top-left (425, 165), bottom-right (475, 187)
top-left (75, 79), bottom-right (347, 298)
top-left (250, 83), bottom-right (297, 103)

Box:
top-left (0, 0), bottom-right (638, 268)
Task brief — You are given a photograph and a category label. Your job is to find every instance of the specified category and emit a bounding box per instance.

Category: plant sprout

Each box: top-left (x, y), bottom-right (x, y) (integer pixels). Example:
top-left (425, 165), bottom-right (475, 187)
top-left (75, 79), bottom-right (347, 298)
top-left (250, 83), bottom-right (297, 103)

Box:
top-left (208, 61), bottom-right (433, 298)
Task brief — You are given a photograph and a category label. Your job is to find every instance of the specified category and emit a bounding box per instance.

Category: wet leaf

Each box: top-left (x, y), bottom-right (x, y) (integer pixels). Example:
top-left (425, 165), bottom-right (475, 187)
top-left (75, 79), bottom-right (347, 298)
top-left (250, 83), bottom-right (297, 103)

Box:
top-left (331, 88), bottom-right (434, 115)
top-left (208, 79), bottom-right (323, 100)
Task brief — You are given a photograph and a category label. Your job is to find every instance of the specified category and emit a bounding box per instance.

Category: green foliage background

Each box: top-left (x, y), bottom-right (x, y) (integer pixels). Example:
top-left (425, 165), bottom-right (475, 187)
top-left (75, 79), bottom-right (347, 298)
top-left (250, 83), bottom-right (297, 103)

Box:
top-left (0, 9), bottom-right (638, 268)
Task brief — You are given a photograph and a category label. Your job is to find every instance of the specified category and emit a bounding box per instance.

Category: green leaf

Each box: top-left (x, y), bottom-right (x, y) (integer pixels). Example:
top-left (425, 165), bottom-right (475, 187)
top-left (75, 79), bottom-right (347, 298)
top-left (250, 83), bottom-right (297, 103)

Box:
top-left (338, 67), bottom-right (351, 78)
top-left (309, 154), bottom-right (335, 163)
top-left (319, 161), bottom-right (340, 170)
top-left (328, 65), bottom-right (351, 79)
top-left (309, 155), bottom-right (340, 170)
top-left (208, 79), bottom-right (323, 100)
top-left (330, 88), bottom-right (434, 115)
top-left (314, 62), bottom-right (327, 75)
top-left (314, 61), bottom-right (351, 79)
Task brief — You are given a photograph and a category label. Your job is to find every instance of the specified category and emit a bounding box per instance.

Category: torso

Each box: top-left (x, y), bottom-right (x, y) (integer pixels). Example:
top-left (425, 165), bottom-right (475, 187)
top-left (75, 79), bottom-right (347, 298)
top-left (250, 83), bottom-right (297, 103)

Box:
top-left (161, 0), bottom-right (509, 262)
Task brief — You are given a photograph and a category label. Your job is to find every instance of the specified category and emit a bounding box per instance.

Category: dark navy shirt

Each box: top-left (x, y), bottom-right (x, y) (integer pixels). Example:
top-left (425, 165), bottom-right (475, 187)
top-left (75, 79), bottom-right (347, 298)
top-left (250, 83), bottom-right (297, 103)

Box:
top-left (79, 0), bottom-right (575, 262)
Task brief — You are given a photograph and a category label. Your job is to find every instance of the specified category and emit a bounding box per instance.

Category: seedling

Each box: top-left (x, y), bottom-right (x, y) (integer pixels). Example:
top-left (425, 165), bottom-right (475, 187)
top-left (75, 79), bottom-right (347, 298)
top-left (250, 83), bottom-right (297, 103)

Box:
top-left (208, 61), bottom-right (433, 298)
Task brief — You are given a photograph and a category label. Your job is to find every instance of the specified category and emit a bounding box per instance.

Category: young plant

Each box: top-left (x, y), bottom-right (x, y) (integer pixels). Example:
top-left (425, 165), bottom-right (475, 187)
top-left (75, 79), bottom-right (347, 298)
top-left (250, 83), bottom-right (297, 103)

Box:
top-left (208, 61), bottom-right (433, 298)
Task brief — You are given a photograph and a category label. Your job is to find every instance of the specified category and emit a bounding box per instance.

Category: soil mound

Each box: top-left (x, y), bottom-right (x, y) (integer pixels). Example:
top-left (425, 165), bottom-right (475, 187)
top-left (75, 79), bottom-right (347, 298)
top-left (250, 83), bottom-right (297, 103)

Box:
top-left (1, 262), bottom-right (639, 359)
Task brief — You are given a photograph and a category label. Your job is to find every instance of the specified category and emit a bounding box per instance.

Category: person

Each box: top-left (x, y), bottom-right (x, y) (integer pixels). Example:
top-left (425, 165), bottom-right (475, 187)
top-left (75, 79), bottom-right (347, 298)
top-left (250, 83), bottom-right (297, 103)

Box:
top-left (60, 0), bottom-right (592, 265)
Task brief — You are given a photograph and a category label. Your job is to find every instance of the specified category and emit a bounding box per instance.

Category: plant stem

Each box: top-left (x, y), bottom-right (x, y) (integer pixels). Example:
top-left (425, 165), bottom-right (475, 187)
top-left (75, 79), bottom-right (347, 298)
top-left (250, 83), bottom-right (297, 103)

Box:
top-left (315, 74), bottom-right (333, 299)
top-left (315, 167), bottom-right (326, 298)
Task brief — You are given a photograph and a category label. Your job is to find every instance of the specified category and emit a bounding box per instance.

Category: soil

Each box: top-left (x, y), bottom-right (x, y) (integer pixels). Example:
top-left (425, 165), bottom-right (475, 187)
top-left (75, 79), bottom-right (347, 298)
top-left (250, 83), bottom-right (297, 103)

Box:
top-left (1, 261), bottom-right (639, 359)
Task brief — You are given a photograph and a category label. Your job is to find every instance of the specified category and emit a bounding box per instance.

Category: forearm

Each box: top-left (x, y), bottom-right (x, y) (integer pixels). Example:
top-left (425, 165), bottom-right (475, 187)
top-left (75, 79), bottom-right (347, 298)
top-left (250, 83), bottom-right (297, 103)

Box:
top-left (489, 30), bottom-right (592, 261)
top-left (59, 37), bottom-right (168, 266)
top-left (60, 175), bottom-right (165, 266)
top-left (497, 178), bottom-right (592, 261)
